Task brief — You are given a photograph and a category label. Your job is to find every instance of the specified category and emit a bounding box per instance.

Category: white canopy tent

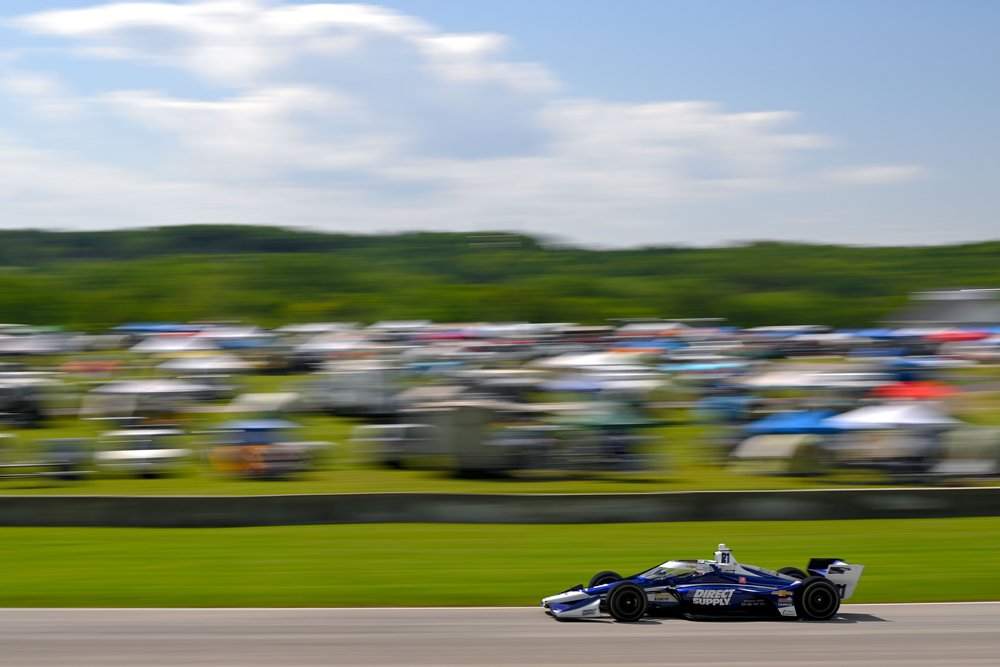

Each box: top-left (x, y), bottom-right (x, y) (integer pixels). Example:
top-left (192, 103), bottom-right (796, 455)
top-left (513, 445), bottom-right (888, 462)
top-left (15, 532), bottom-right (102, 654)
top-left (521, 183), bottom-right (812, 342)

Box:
top-left (534, 351), bottom-right (650, 370)
top-left (157, 355), bottom-right (255, 374)
top-left (91, 379), bottom-right (215, 395)
top-left (740, 370), bottom-right (888, 390)
top-left (130, 336), bottom-right (219, 354)
top-left (824, 403), bottom-right (960, 430)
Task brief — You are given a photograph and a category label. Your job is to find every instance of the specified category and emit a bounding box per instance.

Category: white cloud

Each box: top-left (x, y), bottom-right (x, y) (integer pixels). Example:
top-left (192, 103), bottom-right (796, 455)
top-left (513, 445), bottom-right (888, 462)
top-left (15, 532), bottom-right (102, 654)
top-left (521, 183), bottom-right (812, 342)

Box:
top-left (9, 1), bottom-right (556, 90)
top-left (0, 0), bottom-right (926, 245)
top-left (100, 85), bottom-right (397, 179)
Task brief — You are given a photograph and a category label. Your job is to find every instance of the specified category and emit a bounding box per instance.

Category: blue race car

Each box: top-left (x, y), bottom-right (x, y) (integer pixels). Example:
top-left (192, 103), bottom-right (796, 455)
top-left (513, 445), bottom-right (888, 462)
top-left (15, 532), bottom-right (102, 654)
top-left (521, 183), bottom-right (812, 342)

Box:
top-left (541, 544), bottom-right (863, 622)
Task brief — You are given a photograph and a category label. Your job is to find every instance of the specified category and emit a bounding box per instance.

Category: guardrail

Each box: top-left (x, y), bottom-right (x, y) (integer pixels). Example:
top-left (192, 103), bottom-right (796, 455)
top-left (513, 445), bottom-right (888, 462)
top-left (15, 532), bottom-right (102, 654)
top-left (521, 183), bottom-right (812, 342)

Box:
top-left (1, 487), bottom-right (999, 527)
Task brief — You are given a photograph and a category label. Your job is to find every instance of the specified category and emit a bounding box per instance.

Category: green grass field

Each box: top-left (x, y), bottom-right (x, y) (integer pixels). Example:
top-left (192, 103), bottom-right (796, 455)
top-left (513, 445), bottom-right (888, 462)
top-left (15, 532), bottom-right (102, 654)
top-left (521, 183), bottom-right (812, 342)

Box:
top-left (2, 517), bottom-right (997, 606)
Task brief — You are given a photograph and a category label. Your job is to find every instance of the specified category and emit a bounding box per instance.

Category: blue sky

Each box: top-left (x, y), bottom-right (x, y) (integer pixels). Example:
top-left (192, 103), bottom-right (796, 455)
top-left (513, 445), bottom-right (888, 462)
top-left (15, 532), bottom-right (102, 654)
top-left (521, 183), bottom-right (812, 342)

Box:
top-left (0, 0), bottom-right (997, 246)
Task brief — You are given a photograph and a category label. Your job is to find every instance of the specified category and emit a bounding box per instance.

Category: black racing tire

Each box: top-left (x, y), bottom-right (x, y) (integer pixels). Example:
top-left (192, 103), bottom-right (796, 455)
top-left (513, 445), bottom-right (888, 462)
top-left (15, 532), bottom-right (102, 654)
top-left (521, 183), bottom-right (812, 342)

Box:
top-left (793, 576), bottom-right (841, 621)
top-left (778, 566), bottom-right (808, 580)
top-left (589, 570), bottom-right (622, 588)
top-left (606, 582), bottom-right (648, 622)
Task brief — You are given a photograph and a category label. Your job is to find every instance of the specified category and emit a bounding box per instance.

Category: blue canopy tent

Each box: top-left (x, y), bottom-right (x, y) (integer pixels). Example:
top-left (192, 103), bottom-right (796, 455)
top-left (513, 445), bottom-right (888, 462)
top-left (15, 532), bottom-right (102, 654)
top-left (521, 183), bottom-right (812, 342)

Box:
top-left (615, 339), bottom-right (686, 350)
top-left (113, 323), bottom-right (202, 334)
top-left (745, 411), bottom-right (843, 435)
top-left (215, 419), bottom-right (302, 447)
top-left (852, 328), bottom-right (904, 340)
top-left (660, 362), bottom-right (748, 372)
top-left (539, 378), bottom-right (605, 393)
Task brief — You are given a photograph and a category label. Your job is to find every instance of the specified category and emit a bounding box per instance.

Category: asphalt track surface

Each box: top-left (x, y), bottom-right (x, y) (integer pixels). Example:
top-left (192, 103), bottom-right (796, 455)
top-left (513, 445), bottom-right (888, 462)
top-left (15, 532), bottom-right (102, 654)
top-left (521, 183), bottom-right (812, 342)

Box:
top-left (1, 604), bottom-right (998, 666)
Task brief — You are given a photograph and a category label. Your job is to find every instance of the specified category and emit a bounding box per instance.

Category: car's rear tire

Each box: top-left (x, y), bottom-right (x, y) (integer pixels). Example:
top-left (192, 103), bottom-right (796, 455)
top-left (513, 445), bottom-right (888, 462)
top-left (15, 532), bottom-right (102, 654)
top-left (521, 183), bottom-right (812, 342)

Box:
top-left (589, 570), bottom-right (622, 588)
top-left (606, 582), bottom-right (647, 622)
top-left (793, 576), bottom-right (840, 620)
top-left (779, 566), bottom-right (808, 580)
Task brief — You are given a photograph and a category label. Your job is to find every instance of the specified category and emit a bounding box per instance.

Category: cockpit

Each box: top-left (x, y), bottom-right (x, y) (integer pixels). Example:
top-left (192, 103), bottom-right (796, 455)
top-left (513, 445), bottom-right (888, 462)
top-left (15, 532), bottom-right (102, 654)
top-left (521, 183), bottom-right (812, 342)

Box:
top-left (639, 560), bottom-right (701, 580)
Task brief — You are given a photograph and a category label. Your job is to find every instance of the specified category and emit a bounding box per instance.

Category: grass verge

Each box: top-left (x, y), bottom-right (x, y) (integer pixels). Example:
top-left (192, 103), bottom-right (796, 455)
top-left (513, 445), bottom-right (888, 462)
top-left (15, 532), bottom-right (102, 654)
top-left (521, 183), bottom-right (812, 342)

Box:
top-left (1, 517), bottom-right (997, 606)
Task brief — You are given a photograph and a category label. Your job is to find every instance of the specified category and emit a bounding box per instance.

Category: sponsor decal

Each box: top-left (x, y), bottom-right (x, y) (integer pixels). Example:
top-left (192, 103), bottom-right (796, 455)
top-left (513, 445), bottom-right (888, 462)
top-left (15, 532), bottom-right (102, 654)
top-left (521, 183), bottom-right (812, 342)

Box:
top-left (773, 590), bottom-right (794, 606)
top-left (692, 589), bottom-right (735, 606)
top-left (779, 606), bottom-right (798, 617)
top-left (738, 576), bottom-right (747, 584)
top-left (741, 599), bottom-right (766, 608)
top-left (651, 592), bottom-right (677, 602)
top-left (581, 609), bottom-right (597, 616)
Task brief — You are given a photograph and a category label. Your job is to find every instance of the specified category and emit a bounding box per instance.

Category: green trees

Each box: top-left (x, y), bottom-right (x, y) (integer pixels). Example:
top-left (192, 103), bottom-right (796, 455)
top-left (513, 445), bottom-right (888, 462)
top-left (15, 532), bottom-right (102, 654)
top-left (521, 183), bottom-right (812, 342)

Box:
top-left (0, 226), bottom-right (995, 329)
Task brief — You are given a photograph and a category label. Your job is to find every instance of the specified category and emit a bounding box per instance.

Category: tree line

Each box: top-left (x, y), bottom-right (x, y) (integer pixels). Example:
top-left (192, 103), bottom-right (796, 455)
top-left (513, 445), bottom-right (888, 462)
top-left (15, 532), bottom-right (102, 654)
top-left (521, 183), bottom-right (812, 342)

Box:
top-left (0, 225), bottom-right (997, 330)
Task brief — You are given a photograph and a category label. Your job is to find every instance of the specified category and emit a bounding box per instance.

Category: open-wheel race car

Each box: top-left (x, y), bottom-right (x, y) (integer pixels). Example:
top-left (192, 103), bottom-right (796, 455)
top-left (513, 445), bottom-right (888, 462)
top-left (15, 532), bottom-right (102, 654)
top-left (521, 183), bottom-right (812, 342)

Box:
top-left (542, 544), bottom-right (863, 622)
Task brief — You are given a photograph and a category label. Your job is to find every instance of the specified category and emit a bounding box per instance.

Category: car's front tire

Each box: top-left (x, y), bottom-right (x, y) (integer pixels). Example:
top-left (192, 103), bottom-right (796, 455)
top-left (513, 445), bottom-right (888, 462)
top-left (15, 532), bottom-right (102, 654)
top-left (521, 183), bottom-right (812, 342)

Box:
top-left (606, 582), bottom-right (647, 622)
top-left (589, 570), bottom-right (622, 588)
top-left (793, 576), bottom-right (840, 620)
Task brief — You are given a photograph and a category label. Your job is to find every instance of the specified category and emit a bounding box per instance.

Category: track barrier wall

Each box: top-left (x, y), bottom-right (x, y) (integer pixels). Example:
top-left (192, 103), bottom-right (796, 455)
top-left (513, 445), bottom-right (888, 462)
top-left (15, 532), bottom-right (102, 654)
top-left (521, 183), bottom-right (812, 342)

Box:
top-left (1, 487), bottom-right (999, 527)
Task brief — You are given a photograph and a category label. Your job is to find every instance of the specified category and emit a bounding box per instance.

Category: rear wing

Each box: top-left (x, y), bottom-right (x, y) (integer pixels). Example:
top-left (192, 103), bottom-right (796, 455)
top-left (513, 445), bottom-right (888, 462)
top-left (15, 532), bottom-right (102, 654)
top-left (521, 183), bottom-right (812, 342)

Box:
top-left (807, 558), bottom-right (864, 600)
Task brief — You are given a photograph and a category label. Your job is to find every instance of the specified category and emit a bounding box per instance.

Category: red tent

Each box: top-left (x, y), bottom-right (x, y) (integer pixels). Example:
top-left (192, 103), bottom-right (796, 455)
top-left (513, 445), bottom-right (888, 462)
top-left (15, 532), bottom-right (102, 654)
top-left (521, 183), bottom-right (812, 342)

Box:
top-left (927, 330), bottom-right (992, 343)
top-left (871, 381), bottom-right (957, 400)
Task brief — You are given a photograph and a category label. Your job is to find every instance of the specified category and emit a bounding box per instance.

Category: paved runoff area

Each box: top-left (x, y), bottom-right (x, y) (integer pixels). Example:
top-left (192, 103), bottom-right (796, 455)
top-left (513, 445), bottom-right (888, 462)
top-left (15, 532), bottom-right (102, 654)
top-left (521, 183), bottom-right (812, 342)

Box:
top-left (1, 604), bottom-right (998, 666)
